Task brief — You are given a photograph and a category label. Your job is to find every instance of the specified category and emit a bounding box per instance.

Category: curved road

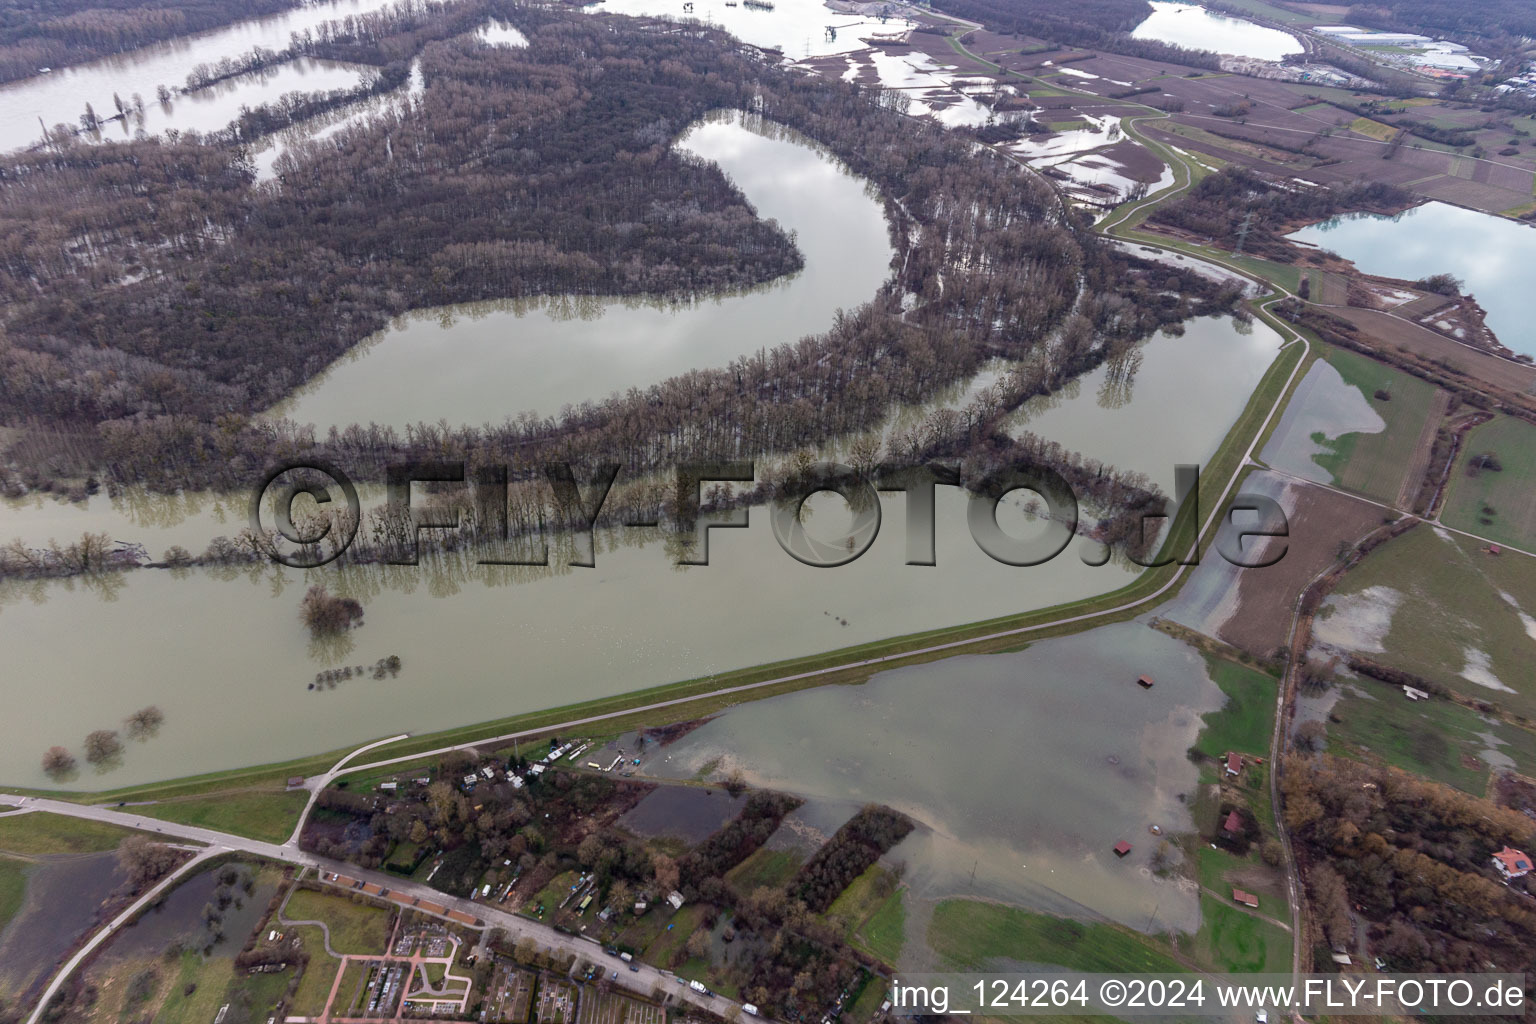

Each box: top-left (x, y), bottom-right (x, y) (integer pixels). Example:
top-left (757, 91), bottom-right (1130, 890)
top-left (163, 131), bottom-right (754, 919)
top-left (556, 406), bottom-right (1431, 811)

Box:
top-left (2, 795), bottom-right (742, 1024)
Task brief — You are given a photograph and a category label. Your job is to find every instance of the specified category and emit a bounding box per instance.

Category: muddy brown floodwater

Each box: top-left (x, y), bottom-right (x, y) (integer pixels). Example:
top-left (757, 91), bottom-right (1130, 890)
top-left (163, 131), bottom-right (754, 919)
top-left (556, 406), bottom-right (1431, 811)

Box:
top-left (644, 619), bottom-right (1225, 941)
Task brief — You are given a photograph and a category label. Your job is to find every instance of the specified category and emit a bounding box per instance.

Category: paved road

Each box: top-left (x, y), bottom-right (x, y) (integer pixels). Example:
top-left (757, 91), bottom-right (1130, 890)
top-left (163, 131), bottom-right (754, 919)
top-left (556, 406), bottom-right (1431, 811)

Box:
top-left (0, 796), bottom-right (740, 1024)
top-left (14, 833), bottom-right (219, 1024)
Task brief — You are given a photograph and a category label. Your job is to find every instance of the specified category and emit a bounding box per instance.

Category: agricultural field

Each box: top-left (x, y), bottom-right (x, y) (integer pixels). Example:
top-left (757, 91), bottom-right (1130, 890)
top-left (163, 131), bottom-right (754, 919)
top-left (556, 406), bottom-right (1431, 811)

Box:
top-left (1190, 656), bottom-right (1279, 764)
top-left (1322, 681), bottom-right (1536, 793)
top-left (133, 788), bottom-right (308, 845)
top-left (1348, 117), bottom-right (1398, 143)
top-left (1311, 346), bottom-right (1443, 505)
top-left (578, 986), bottom-right (665, 1024)
top-left (928, 900), bottom-right (1183, 972)
top-left (289, 924), bottom-right (343, 1017)
top-left (723, 848), bottom-right (800, 894)
top-left (854, 889), bottom-right (906, 965)
top-left (1207, 0), bottom-right (1325, 23)
top-left (1190, 895), bottom-right (1291, 974)
top-left (0, 856), bottom-right (26, 933)
top-left (283, 888), bottom-right (391, 955)
top-left (1440, 414), bottom-right (1536, 551)
top-left (1315, 526), bottom-right (1536, 721)
top-left (0, 812), bottom-right (143, 855)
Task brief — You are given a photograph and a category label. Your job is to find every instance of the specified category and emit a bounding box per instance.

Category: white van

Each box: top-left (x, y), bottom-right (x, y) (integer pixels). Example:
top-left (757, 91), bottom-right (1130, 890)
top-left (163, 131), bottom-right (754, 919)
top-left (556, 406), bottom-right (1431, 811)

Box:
top-left (742, 1004), bottom-right (760, 1017)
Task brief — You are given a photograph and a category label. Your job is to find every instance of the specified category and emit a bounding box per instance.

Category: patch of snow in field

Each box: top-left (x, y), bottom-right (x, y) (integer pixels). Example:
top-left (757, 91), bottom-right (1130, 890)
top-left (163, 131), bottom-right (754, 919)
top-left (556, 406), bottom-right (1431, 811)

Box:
top-left (1313, 586), bottom-right (1401, 653)
top-left (1008, 115), bottom-right (1115, 159)
top-left (1459, 647), bottom-right (1516, 692)
top-left (1477, 731), bottom-right (1516, 770)
top-left (1495, 591), bottom-right (1536, 641)
top-left (476, 20), bottom-right (529, 46)
top-left (1057, 66), bottom-right (1099, 79)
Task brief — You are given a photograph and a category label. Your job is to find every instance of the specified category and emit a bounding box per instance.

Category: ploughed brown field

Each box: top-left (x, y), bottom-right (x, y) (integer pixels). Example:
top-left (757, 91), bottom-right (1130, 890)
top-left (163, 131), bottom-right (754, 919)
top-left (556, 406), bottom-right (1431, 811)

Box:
top-left (1219, 472), bottom-right (1389, 656)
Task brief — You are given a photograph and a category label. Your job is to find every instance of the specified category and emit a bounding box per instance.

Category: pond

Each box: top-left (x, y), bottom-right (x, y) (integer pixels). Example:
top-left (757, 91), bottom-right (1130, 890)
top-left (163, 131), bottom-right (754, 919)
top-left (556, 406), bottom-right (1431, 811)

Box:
top-left (0, 0), bottom-right (400, 153)
top-left (1131, 2), bottom-right (1302, 61)
top-left (272, 109), bottom-right (896, 431)
top-left (1288, 201), bottom-right (1536, 358)
top-left (617, 786), bottom-right (747, 845)
top-left (643, 619), bottom-right (1220, 936)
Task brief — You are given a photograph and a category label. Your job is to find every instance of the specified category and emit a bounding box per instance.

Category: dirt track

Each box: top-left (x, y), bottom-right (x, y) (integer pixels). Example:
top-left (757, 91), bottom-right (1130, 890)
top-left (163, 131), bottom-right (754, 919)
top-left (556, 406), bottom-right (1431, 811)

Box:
top-left (1329, 307), bottom-right (1536, 395)
top-left (1396, 388), bottom-right (1451, 510)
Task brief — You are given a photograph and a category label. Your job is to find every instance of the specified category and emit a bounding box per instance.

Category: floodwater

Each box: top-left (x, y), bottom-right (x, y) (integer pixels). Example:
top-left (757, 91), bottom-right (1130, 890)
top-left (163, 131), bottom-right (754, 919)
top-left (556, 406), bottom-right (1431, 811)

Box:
top-left (1007, 315), bottom-right (1283, 495)
top-left (1131, 2), bottom-right (1302, 61)
top-left (617, 786), bottom-right (747, 845)
top-left (866, 50), bottom-right (994, 127)
top-left (250, 58), bottom-right (424, 184)
top-left (1258, 359), bottom-right (1384, 484)
top-left (0, 312), bottom-right (1284, 792)
top-left (596, 0), bottom-right (906, 59)
top-left (83, 58), bottom-right (372, 142)
top-left (0, 851), bottom-right (125, 1002)
top-left (273, 109), bottom-right (895, 431)
top-left (0, 0), bottom-right (399, 152)
top-left (1289, 201), bottom-right (1536, 357)
top-left (644, 619), bottom-right (1220, 935)
top-left (1162, 468), bottom-right (1294, 639)
top-left (101, 861), bottom-right (277, 961)
top-left (0, 484), bottom-right (1147, 789)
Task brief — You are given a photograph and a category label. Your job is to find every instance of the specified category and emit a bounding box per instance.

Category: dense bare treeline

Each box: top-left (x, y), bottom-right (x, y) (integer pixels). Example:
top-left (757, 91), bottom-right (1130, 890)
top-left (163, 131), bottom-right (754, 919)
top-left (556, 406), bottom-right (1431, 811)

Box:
top-left (1149, 166), bottom-right (1413, 262)
top-left (792, 804), bottom-right (913, 912)
top-left (1284, 754), bottom-right (1536, 980)
top-left (929, 0), bottom-right (1221, 70)
top-left (0, 0), bottom-right (301, 84)
top-left (0, 3), bottom-right (1238, 550)
top-left (678, 791), bottom-right (803, 891)
top-left (1343, 0), bottom-right (1536, 51)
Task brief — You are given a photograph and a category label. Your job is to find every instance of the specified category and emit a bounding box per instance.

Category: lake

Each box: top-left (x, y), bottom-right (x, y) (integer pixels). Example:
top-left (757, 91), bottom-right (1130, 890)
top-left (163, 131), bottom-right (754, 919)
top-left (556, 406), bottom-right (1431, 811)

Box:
top-left (0, 0), bottom-right (399, 153)
top-left (1131, 2), bottom-right (1302, 61)
top-left (272, 109), bottom-right (895, 431)
top-left (1288, 201), bottom-right (1536, 358)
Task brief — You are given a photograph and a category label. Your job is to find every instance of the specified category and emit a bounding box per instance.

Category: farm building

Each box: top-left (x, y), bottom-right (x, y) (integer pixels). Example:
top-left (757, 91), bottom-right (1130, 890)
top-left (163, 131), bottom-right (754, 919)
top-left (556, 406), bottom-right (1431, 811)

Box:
top-left (1232, 889), bottom-right (1259, 908)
